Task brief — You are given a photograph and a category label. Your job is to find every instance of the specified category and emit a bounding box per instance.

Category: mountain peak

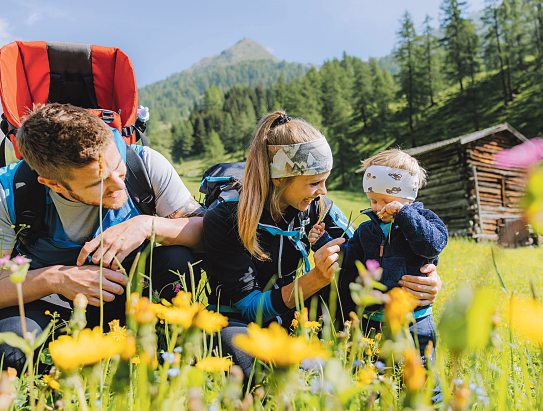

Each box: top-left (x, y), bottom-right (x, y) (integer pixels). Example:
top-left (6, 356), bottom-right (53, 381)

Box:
top-left (190, 38), bottom-right (278, 70)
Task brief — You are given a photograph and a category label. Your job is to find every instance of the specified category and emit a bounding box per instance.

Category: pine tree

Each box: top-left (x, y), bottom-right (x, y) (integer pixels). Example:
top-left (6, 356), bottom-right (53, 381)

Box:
top-left (203, 130), bottom-right (225, 166)
top-left (369, 58), bottom-right (396, 138)
top-left (171, 119), bottom-right (194, 162)
top-left (421, 15), bottom-right (442, 106)
top-left (395, 11), bottom-right (425, 145)
top-left (440, 0), bottom-right (478, 92)
top-left (321, 60), bottom-right (356, 188)
top-left (482, 0), bottom-right (513, 104)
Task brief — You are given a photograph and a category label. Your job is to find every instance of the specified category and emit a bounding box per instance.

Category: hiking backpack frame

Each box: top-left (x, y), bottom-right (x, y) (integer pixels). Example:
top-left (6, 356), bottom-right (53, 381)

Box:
top-left (0, 41), bottom-right (155, 245)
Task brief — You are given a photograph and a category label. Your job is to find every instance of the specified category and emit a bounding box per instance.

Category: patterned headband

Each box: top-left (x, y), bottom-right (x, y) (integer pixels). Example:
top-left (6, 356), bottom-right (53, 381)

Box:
top-left (268, 137), bottom-right (334, 178)
top-left (363, 165), bottom-right (419, 200)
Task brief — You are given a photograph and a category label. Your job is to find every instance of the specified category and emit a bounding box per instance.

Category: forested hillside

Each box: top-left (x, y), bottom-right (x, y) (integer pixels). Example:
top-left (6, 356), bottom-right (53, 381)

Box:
top-left (162, 0), bottom-right (543, 190)
top-left (138, 38), bottom-right (310, 154)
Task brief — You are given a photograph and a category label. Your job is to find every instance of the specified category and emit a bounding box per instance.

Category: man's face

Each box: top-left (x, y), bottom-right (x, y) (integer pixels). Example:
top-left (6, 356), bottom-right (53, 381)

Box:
top-left (48, 140), bottom-right (128, 209)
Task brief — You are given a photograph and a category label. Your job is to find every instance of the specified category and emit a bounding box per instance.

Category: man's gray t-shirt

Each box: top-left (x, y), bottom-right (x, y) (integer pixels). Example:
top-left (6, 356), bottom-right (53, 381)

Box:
top-left (0, 146), bottom-right (193, 250)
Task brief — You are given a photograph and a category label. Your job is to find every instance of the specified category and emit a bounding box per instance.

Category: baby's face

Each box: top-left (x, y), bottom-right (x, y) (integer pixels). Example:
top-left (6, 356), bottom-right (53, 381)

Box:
top-left (366, 192), bottom-right (411, 222)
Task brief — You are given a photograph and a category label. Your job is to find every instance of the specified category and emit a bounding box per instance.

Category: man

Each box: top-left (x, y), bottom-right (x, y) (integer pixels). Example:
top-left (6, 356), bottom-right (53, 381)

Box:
top-left (0, 103), bottom-right (204, 371)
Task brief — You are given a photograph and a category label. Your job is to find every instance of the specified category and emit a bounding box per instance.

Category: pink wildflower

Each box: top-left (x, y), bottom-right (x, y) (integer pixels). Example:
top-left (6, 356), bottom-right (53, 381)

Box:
top-left (0, 256), bottom-right (10, 266)
top-left (365, 260), bottom-right (380, 273)
top-left (495, 138), bottom-right (543, 169)
top-left (12, 256), bottom-right (30, 266)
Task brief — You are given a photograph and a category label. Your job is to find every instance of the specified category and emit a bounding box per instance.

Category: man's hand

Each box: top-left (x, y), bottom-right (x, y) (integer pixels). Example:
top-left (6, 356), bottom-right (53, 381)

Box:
top-left (398, 263), bottom-right (442, 306)
top-left (77, 215), bottom-right (152, 269)
top-left (52, 265), bottom-right (128, 307)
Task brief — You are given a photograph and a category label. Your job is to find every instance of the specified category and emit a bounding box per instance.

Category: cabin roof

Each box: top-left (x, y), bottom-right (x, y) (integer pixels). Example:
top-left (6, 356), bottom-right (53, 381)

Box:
top-left (405, 123), bottom-right (527, 156)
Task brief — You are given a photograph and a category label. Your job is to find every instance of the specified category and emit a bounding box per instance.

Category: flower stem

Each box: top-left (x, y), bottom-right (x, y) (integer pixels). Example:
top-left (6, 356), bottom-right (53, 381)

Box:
top-left (16, 283), bottom-right (36, 410)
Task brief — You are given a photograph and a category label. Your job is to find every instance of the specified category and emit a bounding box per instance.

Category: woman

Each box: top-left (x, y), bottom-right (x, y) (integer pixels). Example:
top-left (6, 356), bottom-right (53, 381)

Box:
top-left (203, 111), bottom-right (441, 377)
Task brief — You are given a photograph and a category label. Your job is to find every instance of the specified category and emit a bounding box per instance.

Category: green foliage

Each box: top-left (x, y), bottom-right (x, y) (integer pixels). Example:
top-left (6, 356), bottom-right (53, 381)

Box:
top-left (141, 4), bottom-right (543, 192)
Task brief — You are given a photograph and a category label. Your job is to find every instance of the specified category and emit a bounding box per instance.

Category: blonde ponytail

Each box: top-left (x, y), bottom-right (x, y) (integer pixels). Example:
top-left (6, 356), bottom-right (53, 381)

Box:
top-left (238, 111), bottom-right (326, 260)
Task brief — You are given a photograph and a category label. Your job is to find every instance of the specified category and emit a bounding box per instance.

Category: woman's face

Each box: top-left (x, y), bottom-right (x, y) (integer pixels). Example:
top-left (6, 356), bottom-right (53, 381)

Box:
top-left (276, 172), bottom-right (330, 212)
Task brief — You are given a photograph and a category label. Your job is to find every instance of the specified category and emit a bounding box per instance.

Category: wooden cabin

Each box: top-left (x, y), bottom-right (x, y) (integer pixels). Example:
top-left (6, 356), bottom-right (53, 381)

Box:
top-left (405, 123), bottom-right (530, 243)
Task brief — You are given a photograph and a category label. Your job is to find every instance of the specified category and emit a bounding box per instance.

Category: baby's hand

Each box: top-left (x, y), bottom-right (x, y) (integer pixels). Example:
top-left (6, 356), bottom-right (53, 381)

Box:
top-left (379, 201), bottom-right (405, 219)
top-left (308, 222), bottom-right (325, 245)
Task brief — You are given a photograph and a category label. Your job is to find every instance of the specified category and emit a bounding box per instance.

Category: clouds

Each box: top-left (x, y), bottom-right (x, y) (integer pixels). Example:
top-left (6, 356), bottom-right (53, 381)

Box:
top-left (0, 18), bottom-right (13, 45)
top-left (25, 11), bottom-right (41, 26)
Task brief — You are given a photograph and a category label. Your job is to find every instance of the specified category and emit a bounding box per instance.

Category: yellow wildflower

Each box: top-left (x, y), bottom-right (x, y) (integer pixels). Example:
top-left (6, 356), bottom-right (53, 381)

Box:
top-left (424, 340), bottom-right (434, 363)
top-left (151, 302), bottom-right (201, 328)
top-left (43, 374), bottom-right (60, 391)
top-left (127, 293), bottom-right (156, 324)
top-left (403, 349), bottom-right (426, 392)
top-left (172, 291), bottom-right (193, 307)
top-left (49, 327), bottom-right (131, 372)
top-left (193, 309), bottom-right (228, 333)
top-left (233, 322), bottom-right (329, 367)
top-left (509, 296), bottom-right (543, 345)
top-left (362, 337), bottom-right (374, 346)
top-left (357, 366), bottom-right (376, 386)
top-left (196, 357), bottom-right (233, 373)
top-left (0, 369), bottom-right (16, 411)
top-left (384, 288), bottom-right (418, 335)
top-left (131, 356), bottom-right (141, 365)
top-left (304, 321), bottom-right (321, 332)
top-left (292, 308), bottom-right (320, 331)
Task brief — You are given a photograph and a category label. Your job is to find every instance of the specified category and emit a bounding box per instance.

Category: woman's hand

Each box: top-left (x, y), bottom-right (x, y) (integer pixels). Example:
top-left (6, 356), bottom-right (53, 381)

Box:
top-left (398, 264), bottom-right (442, 306)
top-left (312, 237), bottom-right (345, 284)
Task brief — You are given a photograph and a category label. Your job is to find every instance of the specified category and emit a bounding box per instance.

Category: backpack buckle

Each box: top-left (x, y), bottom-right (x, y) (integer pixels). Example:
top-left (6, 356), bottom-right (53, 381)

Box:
top-left (101, 110), bottom-right (115, 124)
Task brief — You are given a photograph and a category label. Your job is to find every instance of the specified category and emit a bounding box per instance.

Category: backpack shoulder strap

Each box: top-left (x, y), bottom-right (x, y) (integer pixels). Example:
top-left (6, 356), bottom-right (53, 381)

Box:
top-left (125, 146), bottom-right (156, 216)
top-left (13, 162), bottom-right (46, 246)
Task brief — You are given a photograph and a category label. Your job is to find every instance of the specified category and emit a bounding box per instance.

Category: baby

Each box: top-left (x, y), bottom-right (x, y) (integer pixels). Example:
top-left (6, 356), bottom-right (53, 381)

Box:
top-left (309, 148), bottom-right (448, 364)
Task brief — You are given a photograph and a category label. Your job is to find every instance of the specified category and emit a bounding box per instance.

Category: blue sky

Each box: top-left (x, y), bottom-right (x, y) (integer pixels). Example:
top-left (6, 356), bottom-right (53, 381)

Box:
top-left (1, 0), bottom-right (485, 86)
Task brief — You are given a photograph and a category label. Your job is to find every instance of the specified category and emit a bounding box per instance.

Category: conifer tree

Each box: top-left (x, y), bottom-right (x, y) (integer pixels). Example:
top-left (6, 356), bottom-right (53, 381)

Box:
top-left (203, 130), bottom-right (225, 165)
top-left (171, 119), bottom-right (194, 162)
top-left (440, 0), bottom-right (478, 92)
top-left (482, 0), bottom-right (513, 104)
top-left (395, 11), bottom-right (425, 144)
top-left (421, 15), bottom-right (442, 106)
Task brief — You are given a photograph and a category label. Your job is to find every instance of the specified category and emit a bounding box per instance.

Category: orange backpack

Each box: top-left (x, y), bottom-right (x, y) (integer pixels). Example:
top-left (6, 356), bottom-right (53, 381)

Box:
top-left (0, 41), bottom-right (146, 166)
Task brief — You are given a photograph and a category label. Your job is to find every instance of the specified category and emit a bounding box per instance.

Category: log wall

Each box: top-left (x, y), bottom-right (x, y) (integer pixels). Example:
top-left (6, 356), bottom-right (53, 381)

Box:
top-left (412, 130), bottom-right (527, 241)
top-left (415, 145), bottom-right (473, 236)
top-left (465, 131), bottom-right (527, 240)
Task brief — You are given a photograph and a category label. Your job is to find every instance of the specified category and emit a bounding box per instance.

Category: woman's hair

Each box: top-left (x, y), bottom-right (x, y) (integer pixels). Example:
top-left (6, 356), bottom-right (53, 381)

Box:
top-left (361, 148), bottom-right (427, 188)
top-left (238, 111), bottom-right (326, 260)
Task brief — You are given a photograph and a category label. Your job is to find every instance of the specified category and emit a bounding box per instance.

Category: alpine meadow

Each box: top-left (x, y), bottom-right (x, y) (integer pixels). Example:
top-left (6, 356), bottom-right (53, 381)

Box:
top-left (0, 0), bottom-right (543, 410)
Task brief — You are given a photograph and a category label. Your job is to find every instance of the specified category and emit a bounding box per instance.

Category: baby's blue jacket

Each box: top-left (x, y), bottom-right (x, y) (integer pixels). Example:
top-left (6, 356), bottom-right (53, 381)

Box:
top-left (314, 201), bottom-right (448, 291)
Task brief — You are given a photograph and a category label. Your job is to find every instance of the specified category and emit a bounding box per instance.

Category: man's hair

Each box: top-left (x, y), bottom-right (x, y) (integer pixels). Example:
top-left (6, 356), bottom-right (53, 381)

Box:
top-left (16, 103), bottom-right (111, 181)
top-left (361, 148), bottom-right (427, 188)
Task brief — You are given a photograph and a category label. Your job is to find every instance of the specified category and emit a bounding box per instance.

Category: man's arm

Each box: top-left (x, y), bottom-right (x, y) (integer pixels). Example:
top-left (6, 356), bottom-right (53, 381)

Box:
top-left (0, 251), bottom-right (128, 309)
top-left (166, 197), bottom-right (205, 218)
top-left (399, 264), bottom-right (442, 306)
top-left (76, 213), bottom-right (203, 268)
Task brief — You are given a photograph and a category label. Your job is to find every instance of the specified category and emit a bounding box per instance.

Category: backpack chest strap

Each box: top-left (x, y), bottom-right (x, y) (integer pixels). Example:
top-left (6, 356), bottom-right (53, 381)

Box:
top-left (257, 219), bottom-right (311, 273)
